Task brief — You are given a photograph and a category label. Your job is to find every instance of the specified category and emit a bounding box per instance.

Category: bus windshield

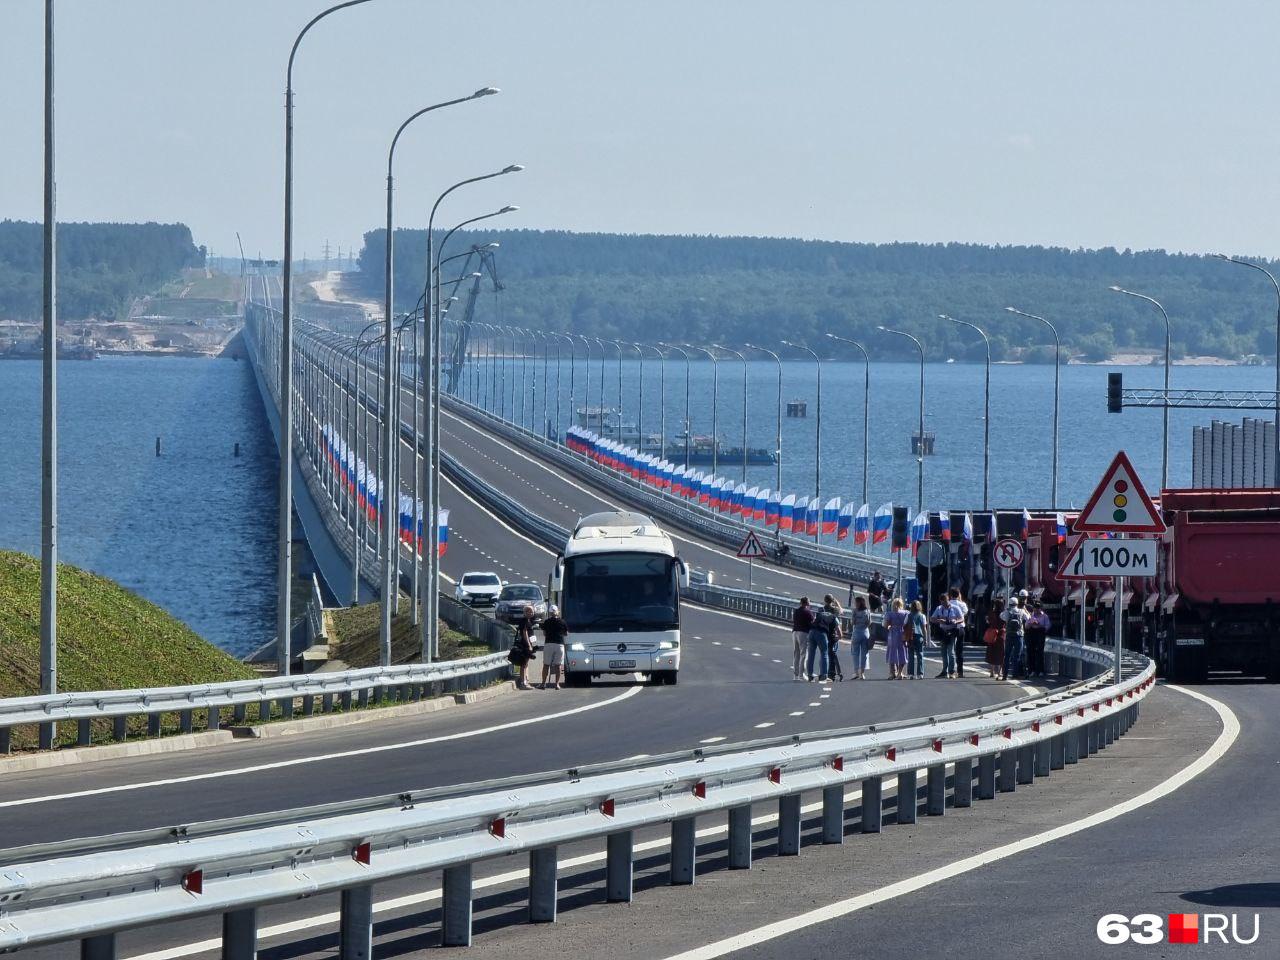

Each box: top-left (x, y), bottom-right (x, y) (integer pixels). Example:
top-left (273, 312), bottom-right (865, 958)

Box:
top-left (563, 552), bottom-right (679, 632)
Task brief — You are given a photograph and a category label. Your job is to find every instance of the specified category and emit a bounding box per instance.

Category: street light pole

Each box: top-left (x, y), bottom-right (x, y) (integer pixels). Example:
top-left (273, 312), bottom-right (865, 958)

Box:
top-left (714, 345), bottom-right (749, 483)
top-left (1212, 254), bottom-right (1280, 485)
top-left (39, 0), bottom-right (57, 747)
top-left (1005, 306), bottom-right (1061, 507)
top-left (745, 344), bottom-right (783, 493)
top-left (941, 315), bottom-right (991, 511)
top-left (659, 343), bottom-right (692, 468)
top-left (639, 344), bottom-right (665, 460)
top-left (1110, 286), bottom-right (1172, 490)
top-left (685, 346), bottom-right (720, 476)
top-left (351, 319), bottom-right (382, 606)
top-left (630, 343), bottom-right (646, 452)
top-left (878, 326), bottom-right (926, 514)
top-left (782, 341), bottom-right (821, 539)
top-left (824, 333), bottom-right (870, 512)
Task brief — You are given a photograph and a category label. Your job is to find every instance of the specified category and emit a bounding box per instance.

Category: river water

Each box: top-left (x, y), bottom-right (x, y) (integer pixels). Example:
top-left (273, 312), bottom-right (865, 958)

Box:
top-left (0, 353), bottom-right (1271, 655)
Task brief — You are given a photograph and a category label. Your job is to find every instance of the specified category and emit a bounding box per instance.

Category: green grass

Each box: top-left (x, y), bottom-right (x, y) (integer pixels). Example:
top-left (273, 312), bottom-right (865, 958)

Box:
top-left (328, 596), bottom-right (492, 668)
top-left (0, 550), bottom-right (254, 749)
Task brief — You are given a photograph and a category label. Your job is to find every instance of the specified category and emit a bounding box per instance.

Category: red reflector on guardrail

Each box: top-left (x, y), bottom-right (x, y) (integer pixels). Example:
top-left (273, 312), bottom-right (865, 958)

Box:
top-left (769, 767), bottom-right (782, 784)
top-left (601, 799), bottom-right (615, 818)
top-left (1003, 727), bottom-right (1013, 740)
top-left (969, 733), bottom-right (980, 746)
top-left (885, 747), bottom-right (897, 762)
top-left (489, 818), bottom-right (506, 839)
top-left (1054, 715), bottom-right (1063, 725)
top-left (353, 842), bottom-right (371, 865)
top-left (832, 756), bottom-right (844, 772)
top-left (693, 781), bottom-right (706, 799)
top-left (932, 739), bottom-right (943, 753)
top-left (1031, 721), bottom-right (1041, 733)
top-left (181, 869), bottom-right (203, 895)
top-left (1105, 698), bottom-right (1113, 707)
top-left (1093, 703), bottom-right (1100, 712)
top-left (1077, 707), bottom-right (1086, 717)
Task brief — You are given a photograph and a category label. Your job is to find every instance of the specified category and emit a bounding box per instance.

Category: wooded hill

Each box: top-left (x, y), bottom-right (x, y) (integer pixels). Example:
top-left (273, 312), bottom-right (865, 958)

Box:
top-left (355, 229), bottom-right (1279, 362)
top-left (0, 220), bottom-right (204, 321)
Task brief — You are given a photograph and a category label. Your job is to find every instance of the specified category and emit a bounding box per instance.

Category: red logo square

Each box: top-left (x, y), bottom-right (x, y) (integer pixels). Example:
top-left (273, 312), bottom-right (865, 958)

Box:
top-left (1168, 913), bottom-right (1198, 944)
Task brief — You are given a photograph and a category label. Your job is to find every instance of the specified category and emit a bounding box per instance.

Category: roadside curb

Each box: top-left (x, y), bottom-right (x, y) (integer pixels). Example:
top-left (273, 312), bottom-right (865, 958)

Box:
top-left (0, 681), bottom-right (515, 774)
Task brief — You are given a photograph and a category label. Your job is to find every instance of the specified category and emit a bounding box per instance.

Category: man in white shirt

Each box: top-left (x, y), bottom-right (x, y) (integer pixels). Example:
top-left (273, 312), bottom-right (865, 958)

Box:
top-left (948, 588), bottom-right (970, 678)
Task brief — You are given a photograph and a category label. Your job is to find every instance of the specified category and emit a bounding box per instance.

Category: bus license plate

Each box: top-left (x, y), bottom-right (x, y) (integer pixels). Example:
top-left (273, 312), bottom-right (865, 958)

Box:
top-left (609, 659), bottom-right (636, 669)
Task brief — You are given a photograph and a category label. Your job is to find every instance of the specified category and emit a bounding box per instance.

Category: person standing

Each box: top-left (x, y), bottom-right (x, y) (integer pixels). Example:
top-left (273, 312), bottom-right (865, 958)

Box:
top-left (1001, 596), bottom-right (1030, 681)
top-left (1026, 600), bottom-right (1050, 677)
top-left (884, 598), bottom-right (909, 680)
top-left (821, 595), bottom-right (845, 681)
top-left (538, 604), bottom-right (568, 690)
top-left (906, 600), bottom-right (928, 678)
top-left (792, 597), bottom-right (815, 680)
top-left (850, 596), bottom-right (872, 679)
top-left (806, 600), bottom-right (831, 682)
top-left (508, 605), bottom-right (538, 690)
top-left (949, 587), bottom-right (970, 678)
top-left (930, 592), bottom-right (959, 678)
top-left (866, 572), bottom-right (886, 612)
top-left (984, 598), bottom-right (1007, 680)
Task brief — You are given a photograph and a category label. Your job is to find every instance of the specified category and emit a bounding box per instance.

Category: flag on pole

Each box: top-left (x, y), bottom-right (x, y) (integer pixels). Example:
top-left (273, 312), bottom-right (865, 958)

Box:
top-left (836, 501), bottom-right (855, 541)
top-left (910, 510), bottom-right (929, 555)
top-left (1055, 512), bottom-right (1068, 543)
top-left (872, 502), bottom-right (893, 545)
top-left (853, 503), bottom-right (871, 545)
top-left (1018, 508), bottom-right (1031, 540)
top-left (437, 508), bottom-right (450, 557)
top-left (732, 483), bottom-right (748, 515)
top-left (744, 486), bottom-right (760, 520)
top-left (778, 494), bottom-right (796, 532)
top-left (938, 510), bottom-right (952, 542)
top-left (766, 490), bottom-right (782, 527)
top-left (962, 512), bottom-right (974, 543)
top-left (804, 497), bottom-right (820, 536)
top-left (822, 497), bottom-right (841, 535)
top-left (983, 512), bottom-right (998, 540)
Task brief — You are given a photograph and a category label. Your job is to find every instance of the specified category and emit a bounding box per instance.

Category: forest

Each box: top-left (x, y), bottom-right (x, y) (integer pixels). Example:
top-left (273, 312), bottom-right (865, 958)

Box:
top-left (355, 229), bottom-right (1280, 362)
top-left (0, 220), bottom-right (204, 321)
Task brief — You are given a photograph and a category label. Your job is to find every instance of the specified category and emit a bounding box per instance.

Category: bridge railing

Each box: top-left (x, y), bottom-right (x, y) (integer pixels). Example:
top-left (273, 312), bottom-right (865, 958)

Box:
top-left (0, 640), bottom-right (1154, 955)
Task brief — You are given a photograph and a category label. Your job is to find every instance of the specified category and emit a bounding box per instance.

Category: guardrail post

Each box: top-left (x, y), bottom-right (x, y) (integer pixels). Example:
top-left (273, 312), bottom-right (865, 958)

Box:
top-left (38, 721), bottom-right (55, 751)
top-left (302, 695), bottom-right (315, 716)
top-left (77, 718), bottom-right (92, 746)
top-left (233, 703), bottom-right (247, 724)
top-left (896, 771), bottom-right (918, 823)
top-left (778, 794), bottom-right (801, 855)
top-left (80, 934), bottom-right (116, 960)
top-left (112, 716), bottom-right (127, 742)
top-left (606, 830), bottom-right (634, 901)
top-left (1050, 734), bottom-right (1066, 770)
top-left (341, 691), bottom-right (353, 712)
top-left (339, 885), bottom-right (373, 960)
top-left (208, 705), bottom-right (221, 731)
top-left (222, 908), bottom-right (257, 960)
top-left (179, 709), bottom-right (194, 734)
top-left (998, 749), bottom-right (1017, 792)
top-left (728, 804), bottom-right (752, 868)
top-left (442, 864), bottom-right (473, 947)
top-left (1017, 744), bottom-right (1035, 784)
top-left (1078, 723), bottom-right (1092, 759)
top-left (357, 689), bottom-right (370, 710)
top-left (529, 847), bottom-right (558, 922)
top-left (953, 757), bottom-right (974, 807)
top-left (926, 764), bottom-right (946, 815)
top-left (1086, 720), bottom-right (1100, 755)
top-left (861, 776), bottom-right (882, 832)
top-left (822, 784), bottom-right (844, 843)
top-left (147, 713), bottom-right (162, 738)
top-left (257, 700), bottom-right (271, 724)
top-left (671, 817), bottom-right (697, 884)
top-left (322, 692), bottom-right (334, 713)
top-left (1034, 739), bottom-right (1052, 777)
top-left (0, 727), bottom-right (9, 755)
top-left (1065, 727), bottom-right (1080, 763)
top-left (281, 696), bottom-right (294, 720)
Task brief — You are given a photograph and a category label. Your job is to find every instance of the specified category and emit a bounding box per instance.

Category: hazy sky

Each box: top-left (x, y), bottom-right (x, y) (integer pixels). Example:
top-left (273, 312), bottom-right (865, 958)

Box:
top-left (3, 1), bottom-right (1278, 262)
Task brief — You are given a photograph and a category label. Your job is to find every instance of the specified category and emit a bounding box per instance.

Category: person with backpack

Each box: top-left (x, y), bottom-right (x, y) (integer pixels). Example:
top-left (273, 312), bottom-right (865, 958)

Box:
top-left (850, 595), bottom-right (872, 679)
top-left (508, 605), bottom-right (538, 690)
top-left (1001, 596), bottom-right (1030, 681)
top-left (906, 599), bottom-right (928, 678)
top-left (820, 595), bottom-right (845, 681)
top-left (805, 599), bottom-right (831, 682)
top-left (884, 598), bottom-right (909, 680)
top-left (791, 597), bottom-right (815, 680)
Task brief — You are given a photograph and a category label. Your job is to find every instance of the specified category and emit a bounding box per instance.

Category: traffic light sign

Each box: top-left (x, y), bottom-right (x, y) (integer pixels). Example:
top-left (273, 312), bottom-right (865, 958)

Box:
top-left (1073, 451), bottom-right (1166, 534)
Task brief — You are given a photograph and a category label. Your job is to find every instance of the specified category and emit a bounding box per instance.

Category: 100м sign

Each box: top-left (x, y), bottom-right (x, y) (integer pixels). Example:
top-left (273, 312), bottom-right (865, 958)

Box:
top-left (1079, 540), bottom-right (1157, 577)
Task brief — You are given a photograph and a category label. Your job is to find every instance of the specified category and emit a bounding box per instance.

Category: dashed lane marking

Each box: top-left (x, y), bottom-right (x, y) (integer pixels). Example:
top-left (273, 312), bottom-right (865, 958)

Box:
top-left (699, 736), bottom-right (727, 744)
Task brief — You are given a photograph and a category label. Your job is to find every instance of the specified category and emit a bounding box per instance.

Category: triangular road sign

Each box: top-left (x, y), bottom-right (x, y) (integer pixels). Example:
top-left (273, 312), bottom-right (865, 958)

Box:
top-left (737, 529), bottom-right (769, 559)
top-left (1057, 536), bottom-right (1110, 582)
top-left (1073, 451), bottom-right (1166, 534)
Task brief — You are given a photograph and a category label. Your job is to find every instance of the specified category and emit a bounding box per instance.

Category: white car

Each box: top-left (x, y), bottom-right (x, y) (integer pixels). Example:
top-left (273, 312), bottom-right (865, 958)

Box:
top-left (454, 571), bottom-right (504, 606)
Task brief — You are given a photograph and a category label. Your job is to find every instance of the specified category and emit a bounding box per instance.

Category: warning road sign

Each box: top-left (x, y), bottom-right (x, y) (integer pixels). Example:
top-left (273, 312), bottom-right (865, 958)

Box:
top-left (737, 530), bottom-right (769, 559)
top-left (1057, 536), bottom-right (1110, 582)
top-left (994, 538), bottom-right (1024, 569)
top-left (1074, 451), bottom-right (1166, 534)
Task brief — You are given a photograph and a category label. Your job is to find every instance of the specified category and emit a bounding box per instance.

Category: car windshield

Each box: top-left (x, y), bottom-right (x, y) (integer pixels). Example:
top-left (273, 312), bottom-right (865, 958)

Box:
top-left (500, 585), bottom-right (542, 601)
top-left (563, 552), bottom-right (678, 631)
top-left (462, 574), bottom-right (501, 586)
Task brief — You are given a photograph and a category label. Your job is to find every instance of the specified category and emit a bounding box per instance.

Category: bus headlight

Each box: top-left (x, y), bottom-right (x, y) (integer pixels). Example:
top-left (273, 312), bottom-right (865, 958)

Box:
top-left (570, 642), bottom-right (586, 651)
top-left (658, 640), bottom-right (678, 650)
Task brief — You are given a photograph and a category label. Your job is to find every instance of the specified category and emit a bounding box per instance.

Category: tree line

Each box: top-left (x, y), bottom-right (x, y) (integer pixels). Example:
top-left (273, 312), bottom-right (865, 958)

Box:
top-left (0, 220), bottom-right (204, 322)
top-left (355, 228), bottom-right (1280, 362)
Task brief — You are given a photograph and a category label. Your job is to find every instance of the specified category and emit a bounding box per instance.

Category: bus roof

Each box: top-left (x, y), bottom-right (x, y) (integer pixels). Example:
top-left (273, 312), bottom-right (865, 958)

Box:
top-left (565, 512), bottom-right (676, 558)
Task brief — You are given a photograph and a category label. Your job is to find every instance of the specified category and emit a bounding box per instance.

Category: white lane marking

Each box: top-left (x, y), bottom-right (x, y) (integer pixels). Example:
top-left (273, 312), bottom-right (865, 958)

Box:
top-left (442, 409), bottom-right (842, 591)
top-left (751, 652), bottom-right (762, 658)
top-left (732, 646), bottom-right (742, 651)
top-left (808, 702), bottom-right (821, 707)
top-left (0, 686), bottom-right (645, 810)
top-left (122, 789), bottom-right (859, 960)
top-left (788, 711), bottom-right (805, 716)
top-left (772, 659), bottom-right (782, 664)
top-left (700, 736), bottom-right (727, 744)
top-left (660, 684), bottom-right (1241, 960)
top-left (819, 694), bottom-right (830, 699)
top-left (754, 722), bottom-right (775, 729)
top-left (712, 641), bottom-right (722, 646)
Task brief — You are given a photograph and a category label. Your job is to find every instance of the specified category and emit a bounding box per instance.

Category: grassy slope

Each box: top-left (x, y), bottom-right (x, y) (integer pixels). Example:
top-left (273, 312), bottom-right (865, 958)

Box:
top-left (0, 550), bottom-right (254, 701)
top-left (329, 596), bottom-right (491, 668)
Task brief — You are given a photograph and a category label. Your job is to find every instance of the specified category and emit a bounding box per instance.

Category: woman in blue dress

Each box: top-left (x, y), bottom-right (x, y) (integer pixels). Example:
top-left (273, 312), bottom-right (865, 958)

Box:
top-left (884, 598), bottom-right (909, 680)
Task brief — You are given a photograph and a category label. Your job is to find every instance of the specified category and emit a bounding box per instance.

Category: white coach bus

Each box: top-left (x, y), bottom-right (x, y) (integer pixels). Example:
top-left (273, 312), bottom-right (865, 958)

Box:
top-left (551, 511), bottom-right (691, 686)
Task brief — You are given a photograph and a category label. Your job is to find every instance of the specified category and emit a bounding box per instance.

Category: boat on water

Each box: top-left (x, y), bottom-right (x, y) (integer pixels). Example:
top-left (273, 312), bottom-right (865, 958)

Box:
top-left (574, 407), bottom-right (776, 466)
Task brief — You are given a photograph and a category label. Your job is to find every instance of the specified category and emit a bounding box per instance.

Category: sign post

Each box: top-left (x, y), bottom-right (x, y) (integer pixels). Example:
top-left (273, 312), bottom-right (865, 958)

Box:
top-left (1072, 451), bottom-right (1167, 682)
top-left (737, 530), bottom-right (768, 592)
top-left (994, 537), bottom-right (1023, 601)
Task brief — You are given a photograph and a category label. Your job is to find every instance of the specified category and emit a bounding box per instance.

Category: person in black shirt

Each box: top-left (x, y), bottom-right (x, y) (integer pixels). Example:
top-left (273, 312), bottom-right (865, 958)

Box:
top-left (866, 572), bottom-right (887, 612)
top-left (539, 604), bottom-right (569, 690)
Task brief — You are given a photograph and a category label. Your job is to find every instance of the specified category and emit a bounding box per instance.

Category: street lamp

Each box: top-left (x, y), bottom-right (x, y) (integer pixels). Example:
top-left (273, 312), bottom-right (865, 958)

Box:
top-left (278, 0), bottom-right (380, 677)
top-left (638, 343), bottom-right (666, 461)
top-left (39, 0), bottom-right (57, 743)
top-left (1109, 286), bottom-right (1172, 490)
top-left (658, 343), bottom-right (692, 468)
top-left (684, 345), bottom-right (720, 476)
top-left (941, 314), bottom-right (991, 511)
top-left (878, 326), bottom-right (926, 514)
top-left (629, 342), bottom-right (646, 452)
top-left (713, 345), bottom-right (749, 483)
top-left (607, 339), bottom-right (625, 443)
top-left (782, 340), bottom-right (822, 537)
top-left (1212, 254), bottom-right (1280, 485)
top-left (744, 343), bottom-right (783, 493)
top-left (824, 333), bottom-right (870, 513)
top-left (1006, 306), bottom-right (1061, 507)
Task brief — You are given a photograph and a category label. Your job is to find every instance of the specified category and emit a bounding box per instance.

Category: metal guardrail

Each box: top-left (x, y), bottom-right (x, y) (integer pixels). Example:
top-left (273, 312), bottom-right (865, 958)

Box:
top-left (305, 574), bottom-right (328, 646)
top-left (0, 639), bottom-right (1154, 955)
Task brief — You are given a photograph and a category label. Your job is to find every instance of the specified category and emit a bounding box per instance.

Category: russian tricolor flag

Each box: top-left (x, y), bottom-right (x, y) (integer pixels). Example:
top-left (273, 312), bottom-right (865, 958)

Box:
top-left (853, 503), bottom-right (870, 545)
top-left (1018, 508), bottom-right (1031, 540)
top-left (732, 483), bottom-right (748, 515)
top-left (822, 497), bottom-right (841, 535)
top-left (766, 490), bottom-right (781, 527)
top-left (1055, 512), bottom-right (1068, 543)
top-left (744, 486), bottom-right (760, 520)
top-left (836, 501), bottom-right (854, 541)
top-left (910, 510), bottom-right (929, 555)
top-left (437, 508), bottom-right (450, 557)
top-left (804, 497), bottom-right (820, 536)
top-left (938, 510), bottom-right (951, 542)
top-left (962, 512), bottom-right (974, 543)
top-left (778, 494), bottom-right (796, 531)
top-left (872, 502), bottom-right (893, 545)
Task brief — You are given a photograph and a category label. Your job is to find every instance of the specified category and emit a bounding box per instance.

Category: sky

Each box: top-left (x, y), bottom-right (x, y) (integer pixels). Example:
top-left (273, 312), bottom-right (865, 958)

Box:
top-left (2, 0), bottom-right (1279, 263)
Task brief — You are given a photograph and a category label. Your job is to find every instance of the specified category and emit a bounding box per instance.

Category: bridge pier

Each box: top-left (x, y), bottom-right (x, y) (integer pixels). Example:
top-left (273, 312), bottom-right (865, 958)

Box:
top-left (670, 817), bottom-right (697, 884)
top-left (821, 784), bottom-right (844, 843)
top-left (529, 847), bottom-right (558, 922)
top-left (778, 794), bottom-right (801, 855)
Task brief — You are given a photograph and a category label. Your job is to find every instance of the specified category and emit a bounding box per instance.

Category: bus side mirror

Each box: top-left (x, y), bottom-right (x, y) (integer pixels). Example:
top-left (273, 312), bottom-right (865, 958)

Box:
top-left (678, 559), bottom-right (691, 589)
top-left (550, 562), bottom-right (563, 593)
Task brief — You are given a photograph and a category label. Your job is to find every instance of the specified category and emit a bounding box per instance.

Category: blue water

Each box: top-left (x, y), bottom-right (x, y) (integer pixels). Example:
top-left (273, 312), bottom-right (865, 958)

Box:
top-left (465, 354), bottom-right (1274, 514)
top-left (0, 358), bottom-right (277, 656)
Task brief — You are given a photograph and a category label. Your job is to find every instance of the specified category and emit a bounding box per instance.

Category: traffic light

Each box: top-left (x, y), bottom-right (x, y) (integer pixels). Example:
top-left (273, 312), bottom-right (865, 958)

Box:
top-left (1107, 372), bottom-right (1123, 414)
top-left (891, 506), bottom-right (910, 549)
